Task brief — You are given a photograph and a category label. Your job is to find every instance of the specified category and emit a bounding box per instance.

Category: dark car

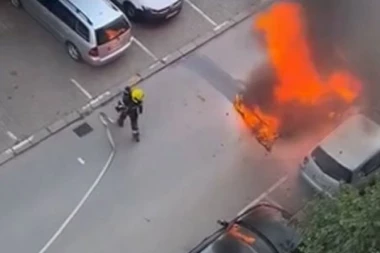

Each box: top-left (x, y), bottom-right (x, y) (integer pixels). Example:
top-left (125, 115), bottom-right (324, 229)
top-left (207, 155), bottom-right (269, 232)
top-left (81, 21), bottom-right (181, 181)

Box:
top-left (189, 203), bottom-right (301, 253)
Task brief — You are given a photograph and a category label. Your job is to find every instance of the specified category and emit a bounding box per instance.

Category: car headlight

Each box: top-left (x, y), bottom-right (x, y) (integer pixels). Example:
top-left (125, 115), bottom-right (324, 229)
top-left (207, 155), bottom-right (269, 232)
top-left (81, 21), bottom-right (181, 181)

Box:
top-left (143, 6), bottom-right (165, 14)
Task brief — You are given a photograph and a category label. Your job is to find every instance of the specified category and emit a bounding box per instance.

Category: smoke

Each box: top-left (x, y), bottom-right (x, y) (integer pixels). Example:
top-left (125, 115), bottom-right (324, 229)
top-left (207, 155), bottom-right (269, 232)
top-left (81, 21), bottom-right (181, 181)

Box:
top-left (300, 0), bottom-right (380, 109)
top-left (240, 1), bottom-right (362, 141)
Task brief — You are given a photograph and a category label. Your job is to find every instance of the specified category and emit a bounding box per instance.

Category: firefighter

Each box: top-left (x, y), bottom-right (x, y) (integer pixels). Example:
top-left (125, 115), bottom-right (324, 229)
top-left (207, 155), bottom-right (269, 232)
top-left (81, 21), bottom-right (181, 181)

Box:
top-left (115, 86), bottom-right (145, 142)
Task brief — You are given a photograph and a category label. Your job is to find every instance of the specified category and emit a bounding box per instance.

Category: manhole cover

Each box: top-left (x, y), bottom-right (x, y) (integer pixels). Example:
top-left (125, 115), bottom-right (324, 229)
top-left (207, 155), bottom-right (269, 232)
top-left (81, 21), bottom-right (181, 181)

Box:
top-left (73, 122), bottom-right (93, 137)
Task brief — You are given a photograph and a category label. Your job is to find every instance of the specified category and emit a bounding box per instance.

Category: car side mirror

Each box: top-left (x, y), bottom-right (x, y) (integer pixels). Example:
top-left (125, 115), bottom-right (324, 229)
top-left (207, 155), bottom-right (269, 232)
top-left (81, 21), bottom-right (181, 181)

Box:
top-left (217, 219), bottom-right (229, 228)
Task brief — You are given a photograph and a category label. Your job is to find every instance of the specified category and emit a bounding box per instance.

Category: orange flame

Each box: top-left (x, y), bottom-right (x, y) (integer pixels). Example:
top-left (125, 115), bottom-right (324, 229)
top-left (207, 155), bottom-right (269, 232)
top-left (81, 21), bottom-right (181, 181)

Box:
top-left (234, 2), bottom-right (361, 151)
top-left (105, 28), bottom-right (126, 41)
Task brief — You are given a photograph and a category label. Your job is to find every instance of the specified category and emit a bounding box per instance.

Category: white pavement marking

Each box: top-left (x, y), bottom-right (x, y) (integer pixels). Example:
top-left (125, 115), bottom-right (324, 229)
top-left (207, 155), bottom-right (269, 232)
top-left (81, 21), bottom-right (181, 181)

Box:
top-left (71, 79), bottom-right (93, 100)
top-left (6, 131), bottom-right (18, 141)
top-left (185, 0), bottom-right (217, 26)
top-left (77, 157), bottom-right (85, 165)
top-left (12, 139), bottom-right (29, 150)
top-left (149, 61), bottom-right (161, 69)
top-left (214, 21), bottom-right (230, 31)
top-left (37, 114), bottom-right (116, 253)
top-left (132, 37), bottom-right (159, 61)
top-left (238, 175), bottom-right (288, 216)
top-left (90, 91), bottom-right (111, 107)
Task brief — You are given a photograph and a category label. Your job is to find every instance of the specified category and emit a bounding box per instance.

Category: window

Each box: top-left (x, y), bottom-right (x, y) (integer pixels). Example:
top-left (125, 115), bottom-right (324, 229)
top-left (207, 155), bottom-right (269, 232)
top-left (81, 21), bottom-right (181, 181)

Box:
top-left (312, 147), bottom-right (353, 183)
top-left (50, 2), bottom-right (76, 29)
top-left (360, 153), bottom-right (380, 176)
top-left (36, 0), bottom-right (54, 8)
top-left (38, 0), bottom-right (76, 29)
top-left (96, 16), bottom-right (130, 46)
top-left (76, 21), bottom-right (90, 41)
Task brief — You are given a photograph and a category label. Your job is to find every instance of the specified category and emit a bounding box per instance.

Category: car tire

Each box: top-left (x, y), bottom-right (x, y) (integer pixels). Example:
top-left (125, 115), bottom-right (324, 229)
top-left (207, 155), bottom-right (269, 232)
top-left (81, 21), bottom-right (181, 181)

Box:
top-left (66, 42), bottom-right (81, 62)
top-left (123, 2), bottom-right (138, 20)
top-left (11, 0), bottom-right (22, 8)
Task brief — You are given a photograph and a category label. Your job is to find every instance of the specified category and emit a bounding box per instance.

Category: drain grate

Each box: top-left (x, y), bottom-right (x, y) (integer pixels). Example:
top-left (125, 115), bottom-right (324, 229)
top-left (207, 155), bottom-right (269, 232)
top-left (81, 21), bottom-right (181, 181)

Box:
top-left (73, 122), bottom-right (93, 137)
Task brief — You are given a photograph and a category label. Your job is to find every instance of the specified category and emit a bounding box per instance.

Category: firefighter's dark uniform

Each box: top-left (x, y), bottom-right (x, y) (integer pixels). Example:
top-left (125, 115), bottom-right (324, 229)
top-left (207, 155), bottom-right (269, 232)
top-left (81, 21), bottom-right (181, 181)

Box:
top-left (115, 87), bottom-right (144, 137)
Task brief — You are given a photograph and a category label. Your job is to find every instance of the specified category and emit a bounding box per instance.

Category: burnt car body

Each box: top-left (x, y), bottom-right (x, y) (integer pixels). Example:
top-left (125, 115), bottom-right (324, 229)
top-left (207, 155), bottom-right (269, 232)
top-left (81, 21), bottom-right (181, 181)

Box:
top-left (234, 62), bottom-right (356, 151)
top-left (189, 203), bottom-right (301, 253)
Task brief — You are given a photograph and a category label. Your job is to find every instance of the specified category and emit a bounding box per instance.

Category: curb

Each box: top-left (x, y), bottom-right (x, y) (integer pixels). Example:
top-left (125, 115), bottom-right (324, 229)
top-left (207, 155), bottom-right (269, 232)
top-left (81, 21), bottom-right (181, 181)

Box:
top-left (0, 0), bottom-right (275, 166)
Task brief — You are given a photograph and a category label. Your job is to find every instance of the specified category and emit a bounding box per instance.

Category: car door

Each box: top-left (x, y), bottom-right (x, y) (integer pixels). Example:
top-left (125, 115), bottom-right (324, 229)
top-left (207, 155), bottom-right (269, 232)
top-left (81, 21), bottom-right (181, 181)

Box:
top-left (355, 152), bottom-right (380, 189)
top-left (19, 0), bottom-right (39, 15)
top-left (42, 0), bottom-right (72, 42)
top-left (22, 0), bottom-right (54, 30)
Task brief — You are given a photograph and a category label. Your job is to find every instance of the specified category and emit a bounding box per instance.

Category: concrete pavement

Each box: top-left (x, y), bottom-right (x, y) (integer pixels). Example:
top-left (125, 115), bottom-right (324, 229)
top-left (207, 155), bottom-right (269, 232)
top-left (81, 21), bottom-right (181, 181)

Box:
top-left (0, 114), bottom-right (112, 253)
top-left (0, 15), bottom-right (321, 253)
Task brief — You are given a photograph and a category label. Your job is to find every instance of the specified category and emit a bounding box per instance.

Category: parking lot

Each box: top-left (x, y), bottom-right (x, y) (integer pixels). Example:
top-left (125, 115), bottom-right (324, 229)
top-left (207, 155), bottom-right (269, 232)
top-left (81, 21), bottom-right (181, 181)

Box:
top-left (0, 0), bottom-right (259, 152)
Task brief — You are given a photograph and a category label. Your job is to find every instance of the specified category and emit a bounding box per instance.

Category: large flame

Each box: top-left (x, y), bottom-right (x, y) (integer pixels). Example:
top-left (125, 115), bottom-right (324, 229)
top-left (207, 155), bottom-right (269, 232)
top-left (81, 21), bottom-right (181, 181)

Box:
top-left (234, 2), bottom-right (361, 151)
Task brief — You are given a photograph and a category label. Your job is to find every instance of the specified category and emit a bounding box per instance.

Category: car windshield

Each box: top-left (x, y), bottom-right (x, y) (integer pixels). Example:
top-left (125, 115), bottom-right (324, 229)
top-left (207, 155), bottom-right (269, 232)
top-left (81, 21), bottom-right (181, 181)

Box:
top-left (96, 16), bottom-right (130, 46)
top-left (312, 147), bottom-right (353, 183)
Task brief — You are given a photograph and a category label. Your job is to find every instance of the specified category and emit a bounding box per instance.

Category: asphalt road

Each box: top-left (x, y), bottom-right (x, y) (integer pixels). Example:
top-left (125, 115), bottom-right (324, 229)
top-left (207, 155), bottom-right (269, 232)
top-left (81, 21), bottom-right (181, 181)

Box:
top-left (0, 0), bottom-right (260, 152)
top-left (0, 17), bottom-right (319, 253)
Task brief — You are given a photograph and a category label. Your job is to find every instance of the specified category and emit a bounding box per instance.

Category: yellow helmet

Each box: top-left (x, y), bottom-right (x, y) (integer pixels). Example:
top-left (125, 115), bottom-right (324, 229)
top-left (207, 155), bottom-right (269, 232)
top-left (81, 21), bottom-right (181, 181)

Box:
top-left (131, 88), bottom-right (145, 103)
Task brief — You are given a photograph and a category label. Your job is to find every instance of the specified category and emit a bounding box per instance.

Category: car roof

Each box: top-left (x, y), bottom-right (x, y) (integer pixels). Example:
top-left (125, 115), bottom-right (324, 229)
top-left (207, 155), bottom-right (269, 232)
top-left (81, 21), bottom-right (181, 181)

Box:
top-left (319, 114), bottom-right (380, 170)
top-left (66, 0), bottom-right (123, 28)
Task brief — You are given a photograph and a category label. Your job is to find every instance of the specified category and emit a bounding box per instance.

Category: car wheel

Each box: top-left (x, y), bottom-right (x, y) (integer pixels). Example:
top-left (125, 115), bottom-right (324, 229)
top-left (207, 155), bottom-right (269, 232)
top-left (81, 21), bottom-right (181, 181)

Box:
top-left (11, 0), bottom-right (22, 8)
top-left (66, 42), bottom-right (81, 61)
top-left (123, 2), bottom-right (137, 20)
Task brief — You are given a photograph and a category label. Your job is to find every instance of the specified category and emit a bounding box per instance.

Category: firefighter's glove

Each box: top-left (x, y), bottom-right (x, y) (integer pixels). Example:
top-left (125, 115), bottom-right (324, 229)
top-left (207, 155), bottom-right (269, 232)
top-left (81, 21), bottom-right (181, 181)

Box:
top-left (115, 102), bottom-right (124, 112)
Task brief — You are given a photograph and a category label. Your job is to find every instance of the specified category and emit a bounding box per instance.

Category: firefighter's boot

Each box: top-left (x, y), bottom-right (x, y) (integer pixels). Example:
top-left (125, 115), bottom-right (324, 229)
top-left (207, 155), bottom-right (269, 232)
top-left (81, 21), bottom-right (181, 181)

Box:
top-left (117, 116), bottom-right (124, 127)
top-left (132, 131), bottom-right (140, 142)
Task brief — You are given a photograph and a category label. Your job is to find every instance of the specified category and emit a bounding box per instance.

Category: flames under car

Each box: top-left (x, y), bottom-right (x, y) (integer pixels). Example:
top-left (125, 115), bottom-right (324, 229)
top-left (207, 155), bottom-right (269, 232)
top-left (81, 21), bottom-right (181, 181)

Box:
top-left (233, 68), bottom-right (357, 152)
top-left (233, 1), bottom-right (361, 152)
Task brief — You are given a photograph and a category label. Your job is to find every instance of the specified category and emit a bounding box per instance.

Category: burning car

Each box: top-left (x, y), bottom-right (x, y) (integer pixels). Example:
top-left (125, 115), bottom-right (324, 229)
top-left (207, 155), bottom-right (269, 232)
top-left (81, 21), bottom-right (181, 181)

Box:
top-left (188, 203), bottom-right (301, 253)
top-left (235, 2), bottom-right (361, 151)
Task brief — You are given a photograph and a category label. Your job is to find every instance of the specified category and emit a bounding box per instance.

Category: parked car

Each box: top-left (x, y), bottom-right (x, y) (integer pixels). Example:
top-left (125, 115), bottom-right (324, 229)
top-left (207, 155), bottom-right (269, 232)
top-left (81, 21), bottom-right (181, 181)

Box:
top-left (189, 203), bottom-right (301, 253)
top-left (12, 0), bottom-right (132, 66)
top-left (301, 113), bottom-right (380, 196)
top-left (110, 0), bottom-right (183, 22)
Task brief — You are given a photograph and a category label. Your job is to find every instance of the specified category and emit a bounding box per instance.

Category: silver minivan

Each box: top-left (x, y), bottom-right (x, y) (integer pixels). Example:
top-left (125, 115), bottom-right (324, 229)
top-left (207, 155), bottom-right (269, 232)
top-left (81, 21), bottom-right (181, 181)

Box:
top-left (300, 113), bottom-right (380, 196)
top-left (13, 0), bottom-right (132, 66)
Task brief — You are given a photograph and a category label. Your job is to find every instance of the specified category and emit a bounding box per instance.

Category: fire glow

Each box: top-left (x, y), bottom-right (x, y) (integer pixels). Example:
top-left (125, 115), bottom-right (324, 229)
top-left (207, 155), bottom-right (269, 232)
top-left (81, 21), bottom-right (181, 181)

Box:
top-left (234, 2), bottom-right (361, 151)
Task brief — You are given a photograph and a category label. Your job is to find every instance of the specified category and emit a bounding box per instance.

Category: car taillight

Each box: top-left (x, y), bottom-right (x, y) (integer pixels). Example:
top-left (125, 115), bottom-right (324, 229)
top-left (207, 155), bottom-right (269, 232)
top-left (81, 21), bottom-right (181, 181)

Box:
top-left (89, 47), bottom-right (99, 57)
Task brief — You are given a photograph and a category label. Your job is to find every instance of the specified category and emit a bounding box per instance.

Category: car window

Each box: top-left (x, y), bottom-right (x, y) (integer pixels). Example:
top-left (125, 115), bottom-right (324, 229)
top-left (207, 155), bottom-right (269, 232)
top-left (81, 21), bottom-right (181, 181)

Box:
top-left (95, 16), bottom-right (130, 46)
top-left (36, 0), bottom-right (53, 8)
top-left (311, 147), bottom-right (353, 183)
top-left (361, 153), bottom-right (380, 176)
top-left (49, 2), bottom-right (77, 29)
top-left (76, 21), bottom-right (90, 41)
